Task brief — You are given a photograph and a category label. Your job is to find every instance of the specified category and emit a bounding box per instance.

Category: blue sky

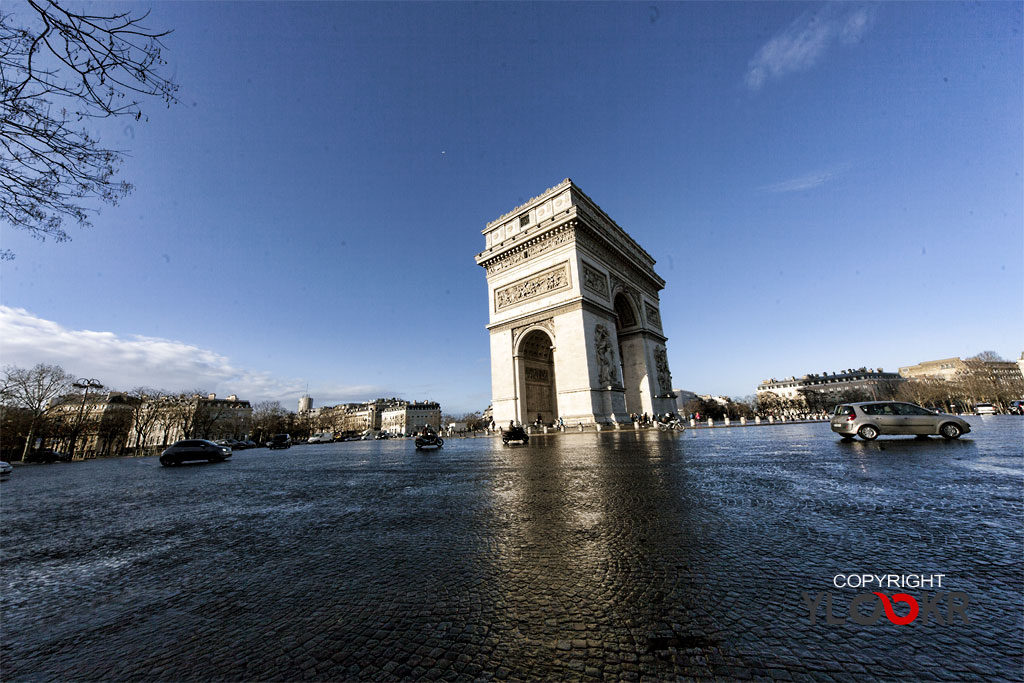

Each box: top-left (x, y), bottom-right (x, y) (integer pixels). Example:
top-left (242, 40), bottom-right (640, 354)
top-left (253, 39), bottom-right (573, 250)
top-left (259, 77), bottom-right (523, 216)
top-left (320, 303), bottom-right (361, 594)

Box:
top-left (1, 1), bottom-right (1021, 414)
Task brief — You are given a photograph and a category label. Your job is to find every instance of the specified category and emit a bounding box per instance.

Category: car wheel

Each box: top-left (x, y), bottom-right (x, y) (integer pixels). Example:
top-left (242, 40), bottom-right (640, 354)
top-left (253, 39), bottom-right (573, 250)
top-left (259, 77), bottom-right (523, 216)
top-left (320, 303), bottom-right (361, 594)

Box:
top-left (857, 425), bottom-right (879, 441)
top-left (940, 423), bottom-right (962, 440)
top-left (160, 457), bottom-right (174, 467)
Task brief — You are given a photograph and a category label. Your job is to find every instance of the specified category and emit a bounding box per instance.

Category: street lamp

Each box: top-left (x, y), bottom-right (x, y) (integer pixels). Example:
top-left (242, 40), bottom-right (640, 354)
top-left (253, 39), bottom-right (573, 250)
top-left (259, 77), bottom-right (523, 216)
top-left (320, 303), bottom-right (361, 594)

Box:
top-left (71, 378), bottom-right (104, 458)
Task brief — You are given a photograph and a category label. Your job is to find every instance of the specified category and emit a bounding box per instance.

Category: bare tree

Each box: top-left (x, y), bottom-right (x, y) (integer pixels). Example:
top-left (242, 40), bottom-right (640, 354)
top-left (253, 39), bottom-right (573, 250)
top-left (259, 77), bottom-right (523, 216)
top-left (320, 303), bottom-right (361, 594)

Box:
top-left (1, 362), bottom-right (73, 460)
top-left (126, 387), bottom-right (165, 455)
top-left (191, 398), bottom-right (230, 440)
top-left (969, 350), bottom-right (1005, 363)
top-left (251, 400), bottom-right (288, 444)
top-left (1, 1), bottom-right (179, 258)
top-left (162, 391), bottom-right (203, 441)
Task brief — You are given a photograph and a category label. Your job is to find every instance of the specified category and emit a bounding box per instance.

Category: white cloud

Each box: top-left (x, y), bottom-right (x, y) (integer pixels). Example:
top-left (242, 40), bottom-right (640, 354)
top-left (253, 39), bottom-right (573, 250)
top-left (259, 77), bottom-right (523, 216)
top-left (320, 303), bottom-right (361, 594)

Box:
top-left (759, 164), bottom-right (850, 194)
top-left (745, 6), bottom-right (874, 91)
top-left (0, 306), bottom-right (383, 407)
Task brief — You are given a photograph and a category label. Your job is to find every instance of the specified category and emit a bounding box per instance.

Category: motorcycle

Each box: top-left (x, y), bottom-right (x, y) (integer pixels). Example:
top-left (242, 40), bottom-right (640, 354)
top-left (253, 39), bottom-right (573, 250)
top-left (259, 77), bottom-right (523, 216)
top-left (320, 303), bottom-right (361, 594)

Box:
top-left (414, 433), bottom-right (444, 449)
top-left (656, 418), bottom-right (686, 432)
top-left (502, 425), bottom-right (529, 445)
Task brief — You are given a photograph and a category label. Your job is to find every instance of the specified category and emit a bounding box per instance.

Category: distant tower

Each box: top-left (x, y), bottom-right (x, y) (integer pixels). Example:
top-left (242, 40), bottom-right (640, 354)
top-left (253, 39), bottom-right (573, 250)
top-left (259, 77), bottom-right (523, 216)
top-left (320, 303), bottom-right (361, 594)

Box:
top-left (298, 395), bottom-right (312, 413)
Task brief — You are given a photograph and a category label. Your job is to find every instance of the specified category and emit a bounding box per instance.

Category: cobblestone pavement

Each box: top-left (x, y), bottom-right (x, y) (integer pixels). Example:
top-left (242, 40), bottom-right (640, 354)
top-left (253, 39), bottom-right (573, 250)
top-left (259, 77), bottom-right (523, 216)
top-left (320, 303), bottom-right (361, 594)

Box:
top-left (2, 417), bottom-right (1022, 681)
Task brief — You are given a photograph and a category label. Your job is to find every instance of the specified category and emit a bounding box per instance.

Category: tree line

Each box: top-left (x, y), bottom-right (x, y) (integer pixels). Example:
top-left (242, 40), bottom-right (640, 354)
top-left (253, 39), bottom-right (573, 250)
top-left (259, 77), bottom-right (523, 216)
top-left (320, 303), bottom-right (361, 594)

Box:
top-left (0, 363), bottom-right (257, 461)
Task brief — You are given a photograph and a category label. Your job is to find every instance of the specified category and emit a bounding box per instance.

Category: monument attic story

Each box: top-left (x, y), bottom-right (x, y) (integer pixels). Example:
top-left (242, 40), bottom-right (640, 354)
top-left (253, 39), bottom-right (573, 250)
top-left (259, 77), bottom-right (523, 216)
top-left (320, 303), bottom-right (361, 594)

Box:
top-left (475, 179), bottom-right (665, 295)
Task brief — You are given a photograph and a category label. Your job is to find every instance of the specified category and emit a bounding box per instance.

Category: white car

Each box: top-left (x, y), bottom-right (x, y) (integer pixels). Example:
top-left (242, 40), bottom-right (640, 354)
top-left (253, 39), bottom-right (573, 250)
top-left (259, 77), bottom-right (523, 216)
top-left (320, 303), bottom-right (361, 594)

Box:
top-left (975, 403), bottom-right (998, 415)
top-left (0, 461), bottom-right (12, 479)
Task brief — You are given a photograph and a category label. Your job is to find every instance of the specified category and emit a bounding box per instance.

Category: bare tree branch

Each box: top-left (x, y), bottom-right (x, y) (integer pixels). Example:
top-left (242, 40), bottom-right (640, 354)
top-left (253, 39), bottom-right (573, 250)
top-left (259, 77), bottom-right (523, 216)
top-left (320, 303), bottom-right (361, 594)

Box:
top-left (1, 1), bottom-right (179, 259)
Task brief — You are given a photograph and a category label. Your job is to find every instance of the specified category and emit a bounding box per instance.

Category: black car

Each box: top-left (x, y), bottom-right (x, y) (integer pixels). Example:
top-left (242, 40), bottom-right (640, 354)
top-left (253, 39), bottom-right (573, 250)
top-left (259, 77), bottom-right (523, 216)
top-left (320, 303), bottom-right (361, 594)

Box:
top-left (267, 434), bottom-right (292, 450)
top-left (25, 448), bottom-right (71, 464)
top-left (160, 439), bottom-right (231, 466)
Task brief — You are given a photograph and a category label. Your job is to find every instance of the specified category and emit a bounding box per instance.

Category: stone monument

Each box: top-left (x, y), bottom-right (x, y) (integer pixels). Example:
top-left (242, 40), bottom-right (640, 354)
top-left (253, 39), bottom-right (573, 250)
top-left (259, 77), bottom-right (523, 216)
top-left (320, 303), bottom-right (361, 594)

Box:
top-left (475, 179), bottom-right (676, 426)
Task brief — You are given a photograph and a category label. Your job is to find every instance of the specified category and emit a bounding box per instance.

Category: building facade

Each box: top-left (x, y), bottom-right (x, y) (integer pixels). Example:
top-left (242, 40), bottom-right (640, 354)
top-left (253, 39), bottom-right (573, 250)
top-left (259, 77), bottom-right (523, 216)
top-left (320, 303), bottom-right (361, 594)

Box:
top-left (47, 391), bottom-right (253, 456)
top-left (899, 356), bottom-right (1024, 384)
top-left (381, 400), bottom-right (441, 436)
top-left (475, 179), bottom-right (676, 426)
top-left (146, 393), bottom-right (253, 448)
top-left (47, 391), bottom-right (137, 458)
top-left (757, 368), bottom-right (904, 400)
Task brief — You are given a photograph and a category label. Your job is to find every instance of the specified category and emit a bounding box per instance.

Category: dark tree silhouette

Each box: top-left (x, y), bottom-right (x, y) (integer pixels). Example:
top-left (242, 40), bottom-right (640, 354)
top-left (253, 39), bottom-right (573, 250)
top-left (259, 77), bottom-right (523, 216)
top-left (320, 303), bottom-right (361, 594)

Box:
top-left (1, 1), bottom-right (179, 258)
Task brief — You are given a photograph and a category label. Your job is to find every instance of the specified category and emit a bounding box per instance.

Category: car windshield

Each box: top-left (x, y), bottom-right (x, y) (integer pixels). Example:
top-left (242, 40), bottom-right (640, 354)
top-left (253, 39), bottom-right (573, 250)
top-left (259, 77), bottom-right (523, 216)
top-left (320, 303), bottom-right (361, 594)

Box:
top-left (833, 405), bottom-right (854, 416)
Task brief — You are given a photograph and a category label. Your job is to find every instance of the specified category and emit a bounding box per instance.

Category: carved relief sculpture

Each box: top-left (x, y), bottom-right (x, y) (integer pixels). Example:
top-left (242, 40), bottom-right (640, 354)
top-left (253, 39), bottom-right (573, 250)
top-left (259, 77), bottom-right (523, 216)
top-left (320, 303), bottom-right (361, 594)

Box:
top-left (581, 262), bottom-right (610, 299)
top-left (495, 263), bottom-right (571, 311)
top-left (595, 324), bottom-right (618, 386)
top-left (645, 302), bottom-right (662, 329)
top-left (654, 346), bottom-right (672, 395)
top-left (525, 367), bottom-right (549, 382)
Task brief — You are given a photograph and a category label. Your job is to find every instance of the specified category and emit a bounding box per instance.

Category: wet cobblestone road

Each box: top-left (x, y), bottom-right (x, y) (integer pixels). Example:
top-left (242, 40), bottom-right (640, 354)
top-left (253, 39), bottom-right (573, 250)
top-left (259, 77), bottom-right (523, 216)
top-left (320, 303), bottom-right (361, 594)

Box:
top-left (2, 418), bottom-right (1022, 681)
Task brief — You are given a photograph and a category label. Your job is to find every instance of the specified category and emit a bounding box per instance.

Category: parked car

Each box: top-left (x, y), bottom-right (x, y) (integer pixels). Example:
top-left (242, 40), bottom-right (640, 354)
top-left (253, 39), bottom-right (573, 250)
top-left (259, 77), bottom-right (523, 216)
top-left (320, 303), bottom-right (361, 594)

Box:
top-left (307, 432), bottom-right (333, 444)
top-left (974, 403), bottom-right (998, 415)
top-left (1009, 400), bottom-right (1024, 415)
top-left (160, 439), bottom-right (231, 466)
top-left (831, 401), bottom-right (971, 441)
top-left (24, 448), bottom-right (70, 464)
top-left (267, 434), bottom-right (292, 450)
top-left (0, 461), bottom-right (12, 479)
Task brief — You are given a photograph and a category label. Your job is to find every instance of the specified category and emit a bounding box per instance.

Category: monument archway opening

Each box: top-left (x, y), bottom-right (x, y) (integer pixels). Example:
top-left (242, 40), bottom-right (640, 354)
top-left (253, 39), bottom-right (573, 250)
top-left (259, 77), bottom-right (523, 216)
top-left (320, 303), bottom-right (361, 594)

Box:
top-left (614, 292), bottom-right (645, 416)
top-left (517, 329), bottom-right (557, 425)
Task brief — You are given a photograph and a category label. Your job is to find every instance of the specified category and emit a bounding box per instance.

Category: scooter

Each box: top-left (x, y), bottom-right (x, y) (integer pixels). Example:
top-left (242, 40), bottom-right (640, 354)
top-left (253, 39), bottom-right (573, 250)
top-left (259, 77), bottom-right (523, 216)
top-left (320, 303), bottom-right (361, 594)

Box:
top-left (414, 433), bottom-right (444, 449)
top-left (501, 425), bottom-right (529, 445)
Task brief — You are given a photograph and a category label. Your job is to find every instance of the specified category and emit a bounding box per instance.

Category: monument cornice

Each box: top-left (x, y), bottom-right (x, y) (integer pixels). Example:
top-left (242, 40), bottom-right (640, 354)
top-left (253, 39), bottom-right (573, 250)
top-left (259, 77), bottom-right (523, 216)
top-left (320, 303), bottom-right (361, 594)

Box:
top-left (486, 298), bottom-right (585, 334)
top-left (475, 220), bottom-right (577, 274)
top-left (616, 327), bottom-right (668, 344)
top-left (574, 226), bottom-right (664, 297)
top-left (569, 186), bottom-right (658, 270)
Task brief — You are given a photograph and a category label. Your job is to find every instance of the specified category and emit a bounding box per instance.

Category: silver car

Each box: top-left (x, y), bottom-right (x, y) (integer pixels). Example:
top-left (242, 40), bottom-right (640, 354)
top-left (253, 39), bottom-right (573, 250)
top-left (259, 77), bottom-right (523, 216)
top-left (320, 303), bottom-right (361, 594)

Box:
top-left (831, 401), bottom-right (971, 441)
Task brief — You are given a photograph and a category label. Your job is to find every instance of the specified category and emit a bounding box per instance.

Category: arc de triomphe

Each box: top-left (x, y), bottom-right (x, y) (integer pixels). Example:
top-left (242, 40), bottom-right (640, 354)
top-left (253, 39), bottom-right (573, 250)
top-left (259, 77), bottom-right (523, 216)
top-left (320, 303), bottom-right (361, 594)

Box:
top-left (475, 179), bottom-right (676, 426)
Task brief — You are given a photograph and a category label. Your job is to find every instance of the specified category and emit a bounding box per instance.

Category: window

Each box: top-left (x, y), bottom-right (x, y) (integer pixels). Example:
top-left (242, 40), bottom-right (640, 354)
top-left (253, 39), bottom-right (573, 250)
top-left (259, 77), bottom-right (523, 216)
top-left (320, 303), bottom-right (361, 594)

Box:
top-left (520, 214), bottom-right (529, 227)
top-left (894, 403), bottom-right (932, 416)
top-left (862, 404), bottom-right (896, 416)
